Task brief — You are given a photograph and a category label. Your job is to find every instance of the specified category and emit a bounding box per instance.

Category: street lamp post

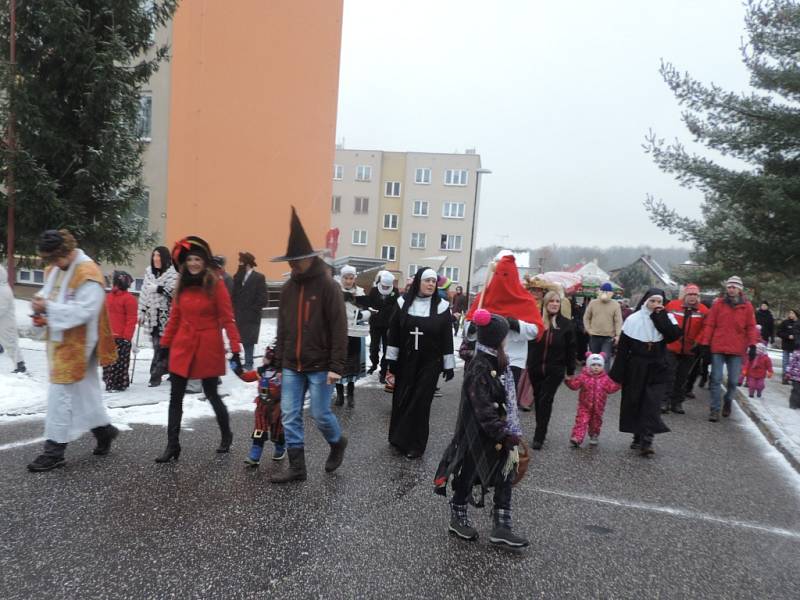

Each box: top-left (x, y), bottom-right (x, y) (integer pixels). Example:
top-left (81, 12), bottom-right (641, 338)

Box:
top-left (465, 168), bottom-right (491, 302)
top-left (6, 0), bottom-right (16, 285)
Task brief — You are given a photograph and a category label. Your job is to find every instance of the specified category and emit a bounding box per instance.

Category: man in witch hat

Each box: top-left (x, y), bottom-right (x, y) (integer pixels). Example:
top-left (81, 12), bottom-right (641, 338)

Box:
top-left (269, 207), bottom-right (348, 482)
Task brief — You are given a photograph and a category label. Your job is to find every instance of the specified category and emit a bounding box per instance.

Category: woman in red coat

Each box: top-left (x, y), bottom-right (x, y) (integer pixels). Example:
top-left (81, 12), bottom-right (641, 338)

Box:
top-left (155, 236), bottom-right (243, 463)
top-left (102, 271), bottom-right (139, 391)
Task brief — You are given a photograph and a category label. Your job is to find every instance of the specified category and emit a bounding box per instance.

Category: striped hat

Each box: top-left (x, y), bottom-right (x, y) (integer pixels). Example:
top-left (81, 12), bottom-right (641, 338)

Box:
top-left (726, 276), bottom-right (743, 290)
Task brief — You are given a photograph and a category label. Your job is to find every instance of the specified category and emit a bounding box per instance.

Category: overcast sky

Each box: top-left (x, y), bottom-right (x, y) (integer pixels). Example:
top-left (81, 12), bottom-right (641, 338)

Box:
top-left (335, 0), bottom-right (752, 249)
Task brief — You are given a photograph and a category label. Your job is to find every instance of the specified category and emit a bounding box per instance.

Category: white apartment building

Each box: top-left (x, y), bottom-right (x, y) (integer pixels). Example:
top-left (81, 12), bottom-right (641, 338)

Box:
top-left (331, 148), bottom-right (484, 287)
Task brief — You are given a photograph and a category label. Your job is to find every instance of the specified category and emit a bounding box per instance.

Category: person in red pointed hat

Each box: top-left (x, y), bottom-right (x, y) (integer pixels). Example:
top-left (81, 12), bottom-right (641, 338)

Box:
top-left (268, 207), bottom-right (349, 483)
top-left (465, 254), bottom-right (544, 389)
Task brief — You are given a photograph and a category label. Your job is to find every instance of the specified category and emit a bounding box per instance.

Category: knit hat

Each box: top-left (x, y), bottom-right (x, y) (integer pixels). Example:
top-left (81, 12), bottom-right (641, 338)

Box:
top-left (340, 264), bottom-right (357, 278)
top-left (437, 275), bottom-right (452, 291)
top-left (684, 283), bottom-right (700, 295)
top-left (172, 236), bottom-right (212, 267)
top-left (476, 313), bottom-right (509, 349)
top-left (37, 229), bottom-right (77, 261)
top-left (756, 343), bottom-right (767, 355)
top-left (586, 352), bottom-right (605, 368)
top-left (726, 276), bottom-right (743, 290)
top-left (271, 206), bottom-right (323, 262)
top-left (112, 270), bottom-right (133, 291)
top-left (239, 252), bottom-right (257, 268)
top-left (212, 255), bottom-right (226, 269)
top-left (600, 282), bottom-right (613, 292)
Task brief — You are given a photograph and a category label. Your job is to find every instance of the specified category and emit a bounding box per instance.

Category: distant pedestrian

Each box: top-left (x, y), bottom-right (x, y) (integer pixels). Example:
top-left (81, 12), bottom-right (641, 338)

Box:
top-left (610, 288), bottom-right (681, 457)
top-left (743, 343), bottom-right (773, 398)
top-left (387, 268), bottom-right (455, 459)
top-left (138, 246), bottom-right (178, 387)
top-left (663, 284), bottom-right (708, 414)
top-left (785, 348), bottom-right (800, 409)
top-left (154, 236), bottom-right (242, 463)
top-left (434, 312), bottom-right (529, 548)
top-left (212, 255), bottom-right (234, 297)
top-left (26, 230), bottom-right (120, 472)
top-left (233, 251), bottom-right (267, 370)
top-left (270, 207), bottom-right (349, 482)
top-left (451, 285), bottom-right (468, 335)
top-left (367, 270), bottom-right (399, 384)
top-left (755, 301), bottom-right (775, 345)
top-left (583, 282), bottom-right (623, 371)
top-left (620, 298), bottom-right (633, 321)
top-left (336, 264), bottom-right (370, 407)
top-left (696, 276), bottom-right (758, 422)
top-left (565, 352), bottom-right (620, 447)
top-left (102, 271), bottom-right (138, 392)
top-left (777, 309), bottom-right (800, 384)
top-left (0, 265), bottom-right (26, 374)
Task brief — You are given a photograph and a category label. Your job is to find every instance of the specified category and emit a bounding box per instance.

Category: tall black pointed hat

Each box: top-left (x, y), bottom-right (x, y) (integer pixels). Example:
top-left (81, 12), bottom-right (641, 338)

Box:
top-left (271, 206), bottom-right (323, 262)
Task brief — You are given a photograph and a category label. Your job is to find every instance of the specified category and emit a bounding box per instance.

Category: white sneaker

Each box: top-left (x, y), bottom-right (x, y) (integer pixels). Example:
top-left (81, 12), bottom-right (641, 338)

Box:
top-left (589, 436), bottom-right (599, 446)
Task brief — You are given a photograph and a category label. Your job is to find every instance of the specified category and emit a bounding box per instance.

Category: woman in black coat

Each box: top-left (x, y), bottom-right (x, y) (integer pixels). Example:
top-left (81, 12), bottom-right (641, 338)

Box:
top-left (527, 291), bottom-right (575, 450)
top-left (777, 309), bottom-right (800, 382)
top-left (609, 288), bottom-right (681, 457)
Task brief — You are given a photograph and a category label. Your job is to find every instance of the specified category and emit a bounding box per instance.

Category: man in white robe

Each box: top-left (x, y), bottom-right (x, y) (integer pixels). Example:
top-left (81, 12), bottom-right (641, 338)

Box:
top-left (0, 265), bottom-right (26, 373)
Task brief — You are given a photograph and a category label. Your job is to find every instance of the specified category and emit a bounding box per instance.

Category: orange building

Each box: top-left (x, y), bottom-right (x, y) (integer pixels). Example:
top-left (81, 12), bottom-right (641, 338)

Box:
top-left (137, 0), bottom-right (343, 280)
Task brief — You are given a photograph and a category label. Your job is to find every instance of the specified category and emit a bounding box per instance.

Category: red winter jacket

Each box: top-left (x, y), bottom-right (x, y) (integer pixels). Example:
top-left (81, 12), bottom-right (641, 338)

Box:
top-left (697, 296), bottom-right (758, 355)
top-left (665, 299), bottom-right (709, 355)
top-left (106, 288), bottom-right (138, 341)
top-left (744, 354), bottom-right (773, 379)
top-left (564, 367), bottom-right (621, 405)
top-left (161, 277), bottom-right (242, 379)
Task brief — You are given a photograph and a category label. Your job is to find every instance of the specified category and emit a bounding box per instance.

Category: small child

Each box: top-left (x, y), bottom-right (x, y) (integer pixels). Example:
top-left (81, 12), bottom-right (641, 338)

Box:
top-left (743, 343), bottom-right (773, 398)
top-left (565, 352), bottom-right (621, 447)
top-left (785, 348), bottom-right (800, 409)
top-left (231, 346), bottom-right (287, 465)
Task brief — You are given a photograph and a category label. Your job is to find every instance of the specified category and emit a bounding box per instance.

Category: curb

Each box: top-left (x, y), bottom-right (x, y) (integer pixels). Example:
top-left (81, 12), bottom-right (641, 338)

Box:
top-left (735, 388), bottom-right (800, 475)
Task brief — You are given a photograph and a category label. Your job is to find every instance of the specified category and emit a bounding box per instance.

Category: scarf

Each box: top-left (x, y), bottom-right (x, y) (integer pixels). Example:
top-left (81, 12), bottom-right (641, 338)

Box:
top-left (621, 304), bottom-right (663, 343)
top-left (40, 249), bottom-right (91, 342)
top-left (475, 343), bottom-right (523, 439)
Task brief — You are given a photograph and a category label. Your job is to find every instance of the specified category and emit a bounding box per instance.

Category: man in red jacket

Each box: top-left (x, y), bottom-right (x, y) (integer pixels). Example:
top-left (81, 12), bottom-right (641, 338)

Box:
top-left (663, 284), bottom-right (708, 414)
top-left (697, 276), bottom-right (759, 422)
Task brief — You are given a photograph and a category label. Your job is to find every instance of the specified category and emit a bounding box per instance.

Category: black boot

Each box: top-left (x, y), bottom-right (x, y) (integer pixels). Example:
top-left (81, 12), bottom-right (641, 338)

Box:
top-left (155, 445), bottom-right (181, 463)
top-left (489, 508), bottom-right (529, 548)
top-left (449, 500), bottom-right (478, 541)
top-left (630, 434), bottom-right (641, 450)
top-left (27, 440), bottom-right (67, 472)
top-left (271, 448), bottom-right (307, 483)
top-left (216, 430), bottom-right (233, 453)
top-left (670, 402), bottom-right (685, 414)
top-left (13, 361), bottom-right (26, 374)
top-left (325, 435), bottom-right (348, 472)
top-left (346, 382), bottom-right (354, 408)
top-left (156, 397), bottom-right (182, 462)
top-left (91, 424), bottom-right (119, 456)
top-left (334, 384), bottom-right (345, 406)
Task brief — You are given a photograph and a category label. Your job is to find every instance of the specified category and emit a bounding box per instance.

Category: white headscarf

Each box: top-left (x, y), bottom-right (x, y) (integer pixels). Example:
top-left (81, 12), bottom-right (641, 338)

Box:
top-left (621, 292), bottom-right (665, 342)
top-left (340, 264), bottom-right (357, 278)
top-left (421, 268), bottom-right (437, 282)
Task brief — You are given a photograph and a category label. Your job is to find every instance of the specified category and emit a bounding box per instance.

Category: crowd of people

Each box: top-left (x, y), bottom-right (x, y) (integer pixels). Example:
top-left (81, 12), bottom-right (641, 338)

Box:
top-left (7, 216), bottom-right (799, 549)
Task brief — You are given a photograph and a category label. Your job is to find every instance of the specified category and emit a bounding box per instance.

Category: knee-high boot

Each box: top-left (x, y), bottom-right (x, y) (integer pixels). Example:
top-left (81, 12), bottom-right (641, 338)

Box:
top-left (155, 399), bottom-right (182, 463)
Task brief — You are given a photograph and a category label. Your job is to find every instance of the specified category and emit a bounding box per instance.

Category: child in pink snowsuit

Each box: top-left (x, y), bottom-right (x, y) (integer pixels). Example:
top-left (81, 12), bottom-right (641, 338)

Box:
top-left (744, 343), bottom-right (773, 398)
top-left (565, 352), bottom-right (620, 447)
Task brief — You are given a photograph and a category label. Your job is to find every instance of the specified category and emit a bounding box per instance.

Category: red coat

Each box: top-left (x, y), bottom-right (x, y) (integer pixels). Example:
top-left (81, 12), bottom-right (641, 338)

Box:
top-left (161, 278), bottom-right (242, 379)
top-left (697, 296), bottom-right (758, 355)
top-left (106, 288), bottom-right (138, 341)
top-left (665, 299), bottom-right (709, 355)
top-left (744, 354), bottom-right (773, 379)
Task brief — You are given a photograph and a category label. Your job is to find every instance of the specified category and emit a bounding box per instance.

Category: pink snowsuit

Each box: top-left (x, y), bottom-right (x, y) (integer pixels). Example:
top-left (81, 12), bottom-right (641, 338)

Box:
top-left (565, 366), bottom-right (621, 443)
top-left (745, 353), bottom-right (773, 396)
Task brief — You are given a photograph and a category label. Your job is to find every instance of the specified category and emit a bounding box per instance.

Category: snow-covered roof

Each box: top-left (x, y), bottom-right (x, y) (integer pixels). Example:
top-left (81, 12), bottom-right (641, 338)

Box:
top-left (574, 260), bottom-right (609, 281)
top-left (640, 255), bottom-right (677, 287)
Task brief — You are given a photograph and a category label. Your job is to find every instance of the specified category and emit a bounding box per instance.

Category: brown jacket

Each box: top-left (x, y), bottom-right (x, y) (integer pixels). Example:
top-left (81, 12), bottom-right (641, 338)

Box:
top-left (274, 258), bottom-right (347, 374)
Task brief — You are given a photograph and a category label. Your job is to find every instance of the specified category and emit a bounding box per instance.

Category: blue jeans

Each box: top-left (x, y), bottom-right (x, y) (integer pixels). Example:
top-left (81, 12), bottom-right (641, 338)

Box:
top-left (783, 350), bottom-right (791, 376)
top-left (280, 369), bottom-right (342, 449)
top-left (243, 344), bottom-right (255, 370)
top-left (709, 353), bottom-right (742, 412)
top-left (589, 335), bottom-right (614, 371)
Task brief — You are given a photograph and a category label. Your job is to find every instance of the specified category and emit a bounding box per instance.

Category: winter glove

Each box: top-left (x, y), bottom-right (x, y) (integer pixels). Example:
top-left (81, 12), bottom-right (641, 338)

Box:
top-left (230, 352), bottom-right (244, 375)
top-left (748, 345), bottom-right (757, 361)
top-left (506, 317), bottom-right (520, 333)
top-left (442, 369), bottom-right (455, 382)
top-left (156, 285), bottom-right (165, 295)
top-left (697, 344), bottom-right (711, 359)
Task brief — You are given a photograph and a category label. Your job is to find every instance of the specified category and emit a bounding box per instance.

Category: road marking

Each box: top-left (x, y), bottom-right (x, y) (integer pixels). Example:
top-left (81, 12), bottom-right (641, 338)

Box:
top-left (0, 437), bottom-right (45, 451)
top-left (536, 488), bottom-right (800, 540)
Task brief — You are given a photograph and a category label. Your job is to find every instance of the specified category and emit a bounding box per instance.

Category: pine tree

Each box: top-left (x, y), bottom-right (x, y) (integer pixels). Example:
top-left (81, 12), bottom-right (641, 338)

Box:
top-left (645, 0), bottom-right (800, 280)
top-left (0, 0), bottom-right (177, 264)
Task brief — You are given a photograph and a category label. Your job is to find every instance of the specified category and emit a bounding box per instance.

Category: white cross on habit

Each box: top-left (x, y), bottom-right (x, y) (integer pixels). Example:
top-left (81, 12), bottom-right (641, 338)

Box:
top-left (410, 326), bottom-right (424, 350)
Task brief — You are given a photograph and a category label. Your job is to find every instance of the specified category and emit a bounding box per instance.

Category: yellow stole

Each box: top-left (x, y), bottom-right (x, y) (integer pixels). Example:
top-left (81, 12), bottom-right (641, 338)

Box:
top-left (47, 261), bottom-right (118, 384)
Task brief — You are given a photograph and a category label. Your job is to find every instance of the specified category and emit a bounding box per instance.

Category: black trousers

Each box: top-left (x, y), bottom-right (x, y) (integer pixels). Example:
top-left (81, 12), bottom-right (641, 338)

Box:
top-left (167, 375), bottom-right (230, 447)
top-left (510, 365), bottom-right (523, 390)
top-left (685, 353), bottom-right (710, 392)
top-left (451, 453), bottom-right (512, 510)
top-left (530, 367), bottom-right (566, 443)
top-left (667, 352), bottom-right (695, 405)
top-left (369, 325), bottom-right (389, 374)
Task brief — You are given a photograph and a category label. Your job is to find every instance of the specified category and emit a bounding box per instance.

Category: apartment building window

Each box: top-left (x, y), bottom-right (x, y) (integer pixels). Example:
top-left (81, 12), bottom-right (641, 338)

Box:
top-left (137, 94), bottom-right (153, 141)
top-left (415, 168), bottom-right (431, 184)
top-left (410, 232), bottom-right (427, 249)
top-left (440, 234), bottom-right (463, 251)
top-left (440, 266), bottom-right (461, 283)
top-left (381, 245), bottom-right (397, 261)
top-left (354, 196), bottom-right (369, 214)
top-left (331, 195), bottom-right (341, 213)
top-left (333, 164), bottom-right (343, 180)
top-left (412, 200), bottom-right (429, 217)
top-left (444, 169), bottom-right (468, 186)
top-left (384, 181), bottom-right (401, 197)
top-left (17, 268), bottom-right (45, 284)
top-left (442, 202), bottom-right (465, 219)
top-left (352, 229), bottom-right (368, 245)
top-left (408, 264), bottom-right (419, 277)
top-left (383, 213), bottom-right (399, 229)
top-left (356, 165), bottom-right (372, 181)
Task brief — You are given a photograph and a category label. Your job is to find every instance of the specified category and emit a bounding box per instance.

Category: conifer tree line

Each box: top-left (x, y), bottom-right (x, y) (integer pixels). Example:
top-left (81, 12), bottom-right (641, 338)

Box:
top-left (0, 0), bottom-right (177, 265)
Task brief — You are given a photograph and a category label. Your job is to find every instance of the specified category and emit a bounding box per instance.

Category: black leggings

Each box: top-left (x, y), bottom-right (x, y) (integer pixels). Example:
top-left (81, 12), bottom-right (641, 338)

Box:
top-left (167, 375), bottom-right (230, 446)
top-left (530, 367), bottom-right (565, 443)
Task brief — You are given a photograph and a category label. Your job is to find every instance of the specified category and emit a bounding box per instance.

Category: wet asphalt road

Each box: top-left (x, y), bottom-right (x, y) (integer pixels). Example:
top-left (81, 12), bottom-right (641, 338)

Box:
top-left (1, 374), bottom-right (800, 599)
